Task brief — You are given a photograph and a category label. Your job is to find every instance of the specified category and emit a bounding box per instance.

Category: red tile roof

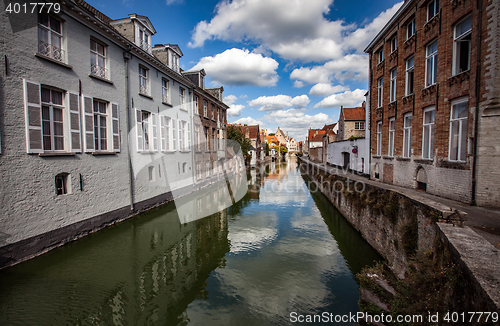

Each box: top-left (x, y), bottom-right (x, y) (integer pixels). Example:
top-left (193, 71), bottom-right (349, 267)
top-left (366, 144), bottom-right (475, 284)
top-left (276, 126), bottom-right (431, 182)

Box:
top-left (322, 123), bottom-right (337, 131)
top-left (308, 129), bottom-right (326, 142)
top-left (238, 125), bottom-right (259, 139)
top-left (342, 107), bottom-right (365, 121)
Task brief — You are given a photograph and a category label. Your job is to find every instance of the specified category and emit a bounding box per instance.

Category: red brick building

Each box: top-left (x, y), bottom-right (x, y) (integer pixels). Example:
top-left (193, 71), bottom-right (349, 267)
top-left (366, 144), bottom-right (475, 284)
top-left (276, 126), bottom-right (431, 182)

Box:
top-left (365, 0), bottom-right (500, 206)
top-left (182, 69), bottom-right (228, 184)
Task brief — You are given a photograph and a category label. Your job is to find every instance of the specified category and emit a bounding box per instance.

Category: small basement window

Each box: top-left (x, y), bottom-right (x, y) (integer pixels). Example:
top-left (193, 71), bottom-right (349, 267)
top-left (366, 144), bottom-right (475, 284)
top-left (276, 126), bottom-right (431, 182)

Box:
top-left (55, 173), bottom-right (70, 195)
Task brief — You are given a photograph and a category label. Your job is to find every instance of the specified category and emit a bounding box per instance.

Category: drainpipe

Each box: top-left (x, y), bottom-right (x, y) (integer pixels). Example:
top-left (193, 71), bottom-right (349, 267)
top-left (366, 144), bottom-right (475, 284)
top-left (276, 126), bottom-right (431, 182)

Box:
top-left (471, 0), bottom-right (483, 206)
top-left (124, 49), bottom-right (134, 210)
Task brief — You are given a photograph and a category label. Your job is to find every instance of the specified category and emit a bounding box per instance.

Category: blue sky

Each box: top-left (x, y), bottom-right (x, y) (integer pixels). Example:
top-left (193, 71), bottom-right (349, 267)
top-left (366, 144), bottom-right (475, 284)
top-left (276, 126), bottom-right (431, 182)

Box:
top-left (89, 0), bottom-right (403, 141)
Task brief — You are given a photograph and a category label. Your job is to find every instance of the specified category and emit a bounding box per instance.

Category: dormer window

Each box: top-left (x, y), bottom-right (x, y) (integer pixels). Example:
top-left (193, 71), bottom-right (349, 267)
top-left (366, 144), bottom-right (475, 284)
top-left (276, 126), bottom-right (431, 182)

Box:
top-left (138, 28), bottom-right (151, 53)
top-left (200, 75), bottom-right (204, 88)
top-left (172, 54), bottom-right (179, 72)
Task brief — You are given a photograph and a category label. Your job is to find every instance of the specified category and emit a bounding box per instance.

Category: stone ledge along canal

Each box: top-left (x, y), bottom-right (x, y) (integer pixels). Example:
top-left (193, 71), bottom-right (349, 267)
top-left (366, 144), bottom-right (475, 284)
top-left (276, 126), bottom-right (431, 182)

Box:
top-left (0, 157), bottom-right (381, 325)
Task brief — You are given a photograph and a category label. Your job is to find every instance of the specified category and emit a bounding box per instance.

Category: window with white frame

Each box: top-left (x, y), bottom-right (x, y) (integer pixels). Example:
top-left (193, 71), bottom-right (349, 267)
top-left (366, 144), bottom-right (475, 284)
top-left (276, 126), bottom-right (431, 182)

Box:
top-left (355, 122), bottom-right (365, 130)
top-left (403, 113), bottom-right (412, 158)
top-left (138, 28), bottom-right (151, 53)
top-left (422, 108), bottom-right (435, 159)
top-left (194, 95), bottom-right (199, 113)
top-left (55, 173), bottom-right (70, 195)
top-left (376, 122), bottom-right (382, 156)
top-left (135, 109), bottom-right (158, 152)
top-left (160, 116), bottom-right (171, 151)
top-left (407, 19), bottom-right (415, 39)
top-left (390, 69), bottom-right (397, 102)
top-left (162, 79), bottom-right (169, 103)
top-left (390, 36), bottom-right (397, 53)
top-left (449, 98), bottom-right (468, 162)
top-left (388, 118), bottom-right (395, 157)
top-left (196, 163), bottom-right (202, 180)
top-left (179, 120), bottom-right (186, 150)
top-left (203, 100), bottom-right (207, 117)
top-left (194, 125), bottom-right (200, 151)
top-left (377, 77), bottom-right (383, 107)
top-left (139, 66), bottom-right (149, 95)
top-left (406, 56), bottom-right (414, 96)
top-left (93, 100), bottom-right (108, 151)
top-left (90, 39), bottom-right (107, 79)
top-left (38, 13), bottom-right (64, 62)
top-left (377, 48), bottom-right (384, 63)
top-left (427, 0), bottom-right (439, 21)
top-left (453, 15), bottom-right (472, 75)
top-left (172, 118), bottom-right (176, 151)
top-left (179, 88), bottom-right (185, 110)
top-left (211, 104), bottom-right (215, 120)
top-left (426, 40), bottom-right (438, 87)
top-left (204, 127), bottom-right (209, 150)
top-left (41, 87), bottom-right (65, 151)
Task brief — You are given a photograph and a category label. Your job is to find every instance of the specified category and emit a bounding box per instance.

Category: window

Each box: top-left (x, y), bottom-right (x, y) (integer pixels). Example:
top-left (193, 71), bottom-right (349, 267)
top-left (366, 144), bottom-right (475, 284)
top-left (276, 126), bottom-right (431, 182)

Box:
top-left (93, 100), bottom-right (107, 151)
top-left (453, 15), bottom-right (472, 75)
top-left (206, 162), bottom-right (210, 177)
top-left (162, 79), bottom-right (169, 103)
top-left (203, 100), bottom-right (208, 117)
top-left (377, 48), bottom-right (384, 63)
top-left (355, 122), bottom-right (365, 130)
top-left (135, 109), bottom-right (158, 152)
top-left (422, 108), bottom-right (435, 159)
top-left (139, 66), bottom-right (149, 95)
top-left (212, 128), bottom-right (216, 150)
top-left (426, 40), bottom-right (438, 87)
top-left (90, 39), bottom-right (107, 78)
top-left (138, 28), bottom-right (151, 53)
top-left (179, 120), bottom-right (185, 150)
top-left (41, 87), bottom-right (64, 151)
top-left (390, 69), bottom-right (397, 102)
top-left (403, 113), bottom-right (412, 158)
top-left (376, 122), bottom-right (382, 156)
top-left (194, 95), bottom-right (199, 113)
top-left (407, 20), bottom-right (415, 39)
top-left (211, 104), bottom-right (215, 119)
top-left (390, 36), bottom-right (397, 53)
top-left (171, 54), bottom-right (179, 72)
top-left (449, 98), bottom-right (468, 162)
top-left (388, 118), bottom-right (395, 157)
top-left (55, 173), bottom-right (69, 195)
top-left (160, 116), bottom-right (171, 151)
top-left (148, 166), bottom-right (155, 181)
top-left (196, 163), bottom-right (202, 180)
top-left (405, 56), bottom-right (414, 96)
top-left (38, 13), bottom-right (64, 62)
top-left (179, 88), bottom-right (185, 110)
top-left (204, 127), bottom-right (209, 151)
top-left (377, 77), bottom-right (383, 107)
top-left (427, 0), bottom-right (439, 21)
top-left (194, 125), bottom-right (200, 151)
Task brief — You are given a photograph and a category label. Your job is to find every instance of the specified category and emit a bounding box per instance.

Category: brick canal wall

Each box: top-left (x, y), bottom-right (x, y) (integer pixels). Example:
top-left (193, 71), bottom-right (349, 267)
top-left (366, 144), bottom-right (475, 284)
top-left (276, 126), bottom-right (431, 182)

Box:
top-left (300, 157), bottom-right (499, 313)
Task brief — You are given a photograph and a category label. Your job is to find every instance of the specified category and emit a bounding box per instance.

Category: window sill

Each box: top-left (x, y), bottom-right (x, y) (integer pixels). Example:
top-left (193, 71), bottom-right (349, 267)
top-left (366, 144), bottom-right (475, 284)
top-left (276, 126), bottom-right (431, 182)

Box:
top-left (39, 152), bottom-right (76, 157)
top-left (203, 116), bottom-right (209, 120)
top-left (180, 107), bottom-right (188, 112)
top-left (139, 92), bottom-right (153, 100)
top-left (140, 151), bottom-right (158, 154)
top-left (162, 101), bottom-right (172, 107)
top-left (382, 156), bottom-right (394, 160)
top-left (414, 158), bottom-right (433, 165)
top-left (35, 53), bottom-right (73, 69)
top-left (372, 155), bottom-right (382, 159)
top-left (161, 150), bottom-right (176, 154)
top-left (396, 157), bottom-right (411, 161)
top-left (91, 151), bottom-right (117, 155)
top-left (180, 150), bottom-right (191, 153)
top-left (89, 74), bottom-right (114, 85)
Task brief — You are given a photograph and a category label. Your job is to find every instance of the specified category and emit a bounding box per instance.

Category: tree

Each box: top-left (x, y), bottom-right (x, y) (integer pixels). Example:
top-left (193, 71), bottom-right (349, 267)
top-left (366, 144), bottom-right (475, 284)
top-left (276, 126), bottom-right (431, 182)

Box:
top-left (227, 125), bottom-right (252, 158)
top-left (265, 142), bottom-right (270, 156)
top-left (269, 133), bottom-right (275, 136)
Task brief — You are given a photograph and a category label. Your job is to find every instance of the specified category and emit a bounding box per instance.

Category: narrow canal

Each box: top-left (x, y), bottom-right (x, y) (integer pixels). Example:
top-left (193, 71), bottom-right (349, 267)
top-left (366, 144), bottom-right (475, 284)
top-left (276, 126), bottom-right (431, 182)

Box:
top-left (0, 157), bottom-right (381, 325)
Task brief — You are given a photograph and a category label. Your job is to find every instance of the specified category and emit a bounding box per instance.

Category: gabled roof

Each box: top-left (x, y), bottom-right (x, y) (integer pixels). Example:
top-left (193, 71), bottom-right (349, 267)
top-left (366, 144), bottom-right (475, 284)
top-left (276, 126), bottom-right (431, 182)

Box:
top-left (322, 123), bottom-right (337, 132)
top-left (239, 125), bottom-right (259, 139)
top-left (308, 129), bottom-right (326, 142)
top-left (341, 107), bottom-right (365, 121)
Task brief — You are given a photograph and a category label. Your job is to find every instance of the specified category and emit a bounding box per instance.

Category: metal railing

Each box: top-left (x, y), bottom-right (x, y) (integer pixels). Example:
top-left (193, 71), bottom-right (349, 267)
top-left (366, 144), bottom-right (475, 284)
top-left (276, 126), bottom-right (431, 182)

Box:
top-left (140, 85), bottom-right (149, 95)
top-left (91, 64), bottom-right (108, 79)
top-left (140, 40), bottom-right (151, 53)
top-left (38, 41), bottom-right (64, 62)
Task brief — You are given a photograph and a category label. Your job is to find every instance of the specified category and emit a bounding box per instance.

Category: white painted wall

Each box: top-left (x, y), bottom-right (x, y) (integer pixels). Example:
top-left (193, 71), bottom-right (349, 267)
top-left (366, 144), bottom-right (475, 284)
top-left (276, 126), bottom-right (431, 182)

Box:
top-left (327, 138), bottom-right (369, 174)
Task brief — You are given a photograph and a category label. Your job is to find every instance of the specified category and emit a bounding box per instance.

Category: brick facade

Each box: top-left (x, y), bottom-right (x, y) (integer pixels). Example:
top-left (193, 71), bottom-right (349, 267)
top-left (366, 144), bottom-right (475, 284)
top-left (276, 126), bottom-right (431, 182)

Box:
top-left (366, 0), bottom-right (500, 206)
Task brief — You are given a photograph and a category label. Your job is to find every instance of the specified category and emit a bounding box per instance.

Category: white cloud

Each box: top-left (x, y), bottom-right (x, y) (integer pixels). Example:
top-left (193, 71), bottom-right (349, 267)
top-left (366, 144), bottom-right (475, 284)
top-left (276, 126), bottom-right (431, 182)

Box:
top-left (232, 117), bottom-right (264, 126)
top-left (227, 104), bottom-right (245, 117)
top-left (313, 89), bottom-right (366, 108)
top-left (248, 95), bottom-right (310, 111)
top-left (262, 109), bottom-right (333, 140)
top-left (290, 54), bottom-right (369, 85)
top-left (191, 48), bottom-right (279, 87)
top-left (309, 83), bottom-right (350, 96)
top-left (166, 0), bottom-right (184, 5)
top-left (293, 80), bottom-right (305, 88)
top-left (224, 95), bottom-right (238, 106)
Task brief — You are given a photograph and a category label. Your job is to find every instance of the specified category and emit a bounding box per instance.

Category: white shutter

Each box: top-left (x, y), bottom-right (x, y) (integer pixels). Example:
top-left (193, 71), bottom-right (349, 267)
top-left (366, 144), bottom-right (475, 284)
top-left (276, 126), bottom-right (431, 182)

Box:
top-left (136, 109), bottom-right (143, 152)
top-left (68, 92), bottom-right (81, 153)
top-left (187, 122), bottom-right (191, 150)
top-left (172, 118), bottom-right (176, 151)
top-left (178, 120), bottom-right (183, 150)
top-left (23, 79), bottom-right (43, 153)
top-left (152, 112), bottom-right (158, 152)
top-left (111, 102), bottom-right (120, 152)
top-left (82, 95), bottom-right (95, 152)
top-left (160, 116), bottom-right (166, 152)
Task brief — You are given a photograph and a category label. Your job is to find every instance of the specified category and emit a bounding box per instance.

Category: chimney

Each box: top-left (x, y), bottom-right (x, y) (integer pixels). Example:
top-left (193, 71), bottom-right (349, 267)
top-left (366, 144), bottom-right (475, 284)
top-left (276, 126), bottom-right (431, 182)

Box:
top-left (152, 44), bottom-right (168, 66)
top-left (362, 101), bottom-right (366, 108)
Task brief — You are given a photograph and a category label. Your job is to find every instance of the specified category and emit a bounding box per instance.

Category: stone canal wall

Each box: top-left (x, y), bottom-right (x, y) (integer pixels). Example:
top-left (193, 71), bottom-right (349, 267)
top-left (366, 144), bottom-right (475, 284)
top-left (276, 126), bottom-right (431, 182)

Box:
top-left (299, 157), bottom-right (499, 313)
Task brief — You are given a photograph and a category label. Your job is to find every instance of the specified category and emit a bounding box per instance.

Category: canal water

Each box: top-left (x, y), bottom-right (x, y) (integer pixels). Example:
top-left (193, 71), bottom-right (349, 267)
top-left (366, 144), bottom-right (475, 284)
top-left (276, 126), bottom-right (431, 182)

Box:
top-left (0, 157), bottom-right (381, 325)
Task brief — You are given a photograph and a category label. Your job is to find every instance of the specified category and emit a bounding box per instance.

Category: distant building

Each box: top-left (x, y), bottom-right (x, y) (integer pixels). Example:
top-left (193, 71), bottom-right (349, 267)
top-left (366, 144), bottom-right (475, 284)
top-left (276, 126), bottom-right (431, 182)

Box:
top-left (364, 0), bottom-right (500, 206)
top-left (337, 105), bottom-right (366, 141)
